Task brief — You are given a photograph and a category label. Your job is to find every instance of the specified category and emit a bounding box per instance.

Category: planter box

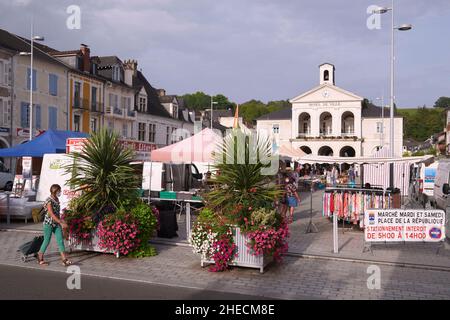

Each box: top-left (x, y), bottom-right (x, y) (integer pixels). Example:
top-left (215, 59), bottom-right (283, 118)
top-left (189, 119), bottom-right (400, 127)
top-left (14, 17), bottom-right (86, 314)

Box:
top-left (68, 232), bottom-right (119, 258)
top-left (201, 227), bottom-right (273, 273)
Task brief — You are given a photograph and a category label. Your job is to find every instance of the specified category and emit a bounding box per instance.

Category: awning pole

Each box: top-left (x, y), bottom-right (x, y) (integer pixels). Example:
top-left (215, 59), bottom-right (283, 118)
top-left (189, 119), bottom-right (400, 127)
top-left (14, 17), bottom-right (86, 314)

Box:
top-left (148, 160), bottom-right (152, 205)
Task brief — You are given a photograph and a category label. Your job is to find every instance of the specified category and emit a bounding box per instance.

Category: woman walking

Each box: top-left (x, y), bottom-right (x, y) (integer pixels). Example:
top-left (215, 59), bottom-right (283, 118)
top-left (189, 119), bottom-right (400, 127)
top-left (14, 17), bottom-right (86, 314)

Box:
top-left (37, 184), bottom-right (72, 266)
top-left (285, 176), bottom-right (300, 224)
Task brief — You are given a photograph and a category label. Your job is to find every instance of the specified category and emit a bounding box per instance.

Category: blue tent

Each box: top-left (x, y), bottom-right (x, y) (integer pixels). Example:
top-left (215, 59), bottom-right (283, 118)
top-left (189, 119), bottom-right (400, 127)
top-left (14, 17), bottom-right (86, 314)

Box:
top-left (0, 129), bottom-right (88, 157)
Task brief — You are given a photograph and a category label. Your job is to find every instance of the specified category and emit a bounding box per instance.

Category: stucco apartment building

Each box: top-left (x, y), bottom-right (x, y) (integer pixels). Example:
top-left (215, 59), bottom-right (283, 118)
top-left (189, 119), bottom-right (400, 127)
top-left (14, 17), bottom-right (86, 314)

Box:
top-left (0, 29), bottom-right (70, 150)
top-left (0, 27), bottom-right (198, 156)
top-left (257, 63), bottom-right (403, 158)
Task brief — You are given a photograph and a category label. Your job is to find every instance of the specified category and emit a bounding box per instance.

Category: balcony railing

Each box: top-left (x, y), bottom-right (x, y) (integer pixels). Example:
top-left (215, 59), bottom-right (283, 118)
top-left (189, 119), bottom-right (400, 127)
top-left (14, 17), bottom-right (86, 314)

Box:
top-left (320, 130), bottom-right (333, 136)
top-left (297, 131), bottom-right (311, 138)
top-left (73, 97), bottom-right (90, 111)
top-left (341, 131), bottom-right (355, 137)
top-left (127, 110), bottom-right (136, 118)
top-left (91, 102), bottom-right (104, 114)
top-left (113, 107), bottom-right (123, 116)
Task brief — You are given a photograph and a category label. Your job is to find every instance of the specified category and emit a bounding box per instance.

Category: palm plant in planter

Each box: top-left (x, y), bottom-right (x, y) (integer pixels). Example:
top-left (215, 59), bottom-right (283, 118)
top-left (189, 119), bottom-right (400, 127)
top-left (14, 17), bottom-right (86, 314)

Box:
top-left (190, 129), bottom-right (288, 273)
top-left (63, 129), bottom-right (158, 258)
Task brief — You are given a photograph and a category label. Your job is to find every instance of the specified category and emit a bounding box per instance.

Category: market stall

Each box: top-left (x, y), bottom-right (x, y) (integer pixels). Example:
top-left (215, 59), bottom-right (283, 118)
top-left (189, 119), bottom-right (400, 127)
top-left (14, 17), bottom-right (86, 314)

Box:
top-left (0, 130), bottom-right (87, 224)
top-left (289, 153), bottom-right (435, 253)
top-left (147, 128), bottom-right (223, 239)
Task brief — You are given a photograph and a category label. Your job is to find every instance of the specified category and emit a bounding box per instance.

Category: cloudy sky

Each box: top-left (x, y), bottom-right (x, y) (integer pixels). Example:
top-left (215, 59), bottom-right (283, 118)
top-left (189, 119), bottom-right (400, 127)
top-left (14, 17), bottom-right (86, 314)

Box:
top-left (1, 0), bottom-right (449, 107)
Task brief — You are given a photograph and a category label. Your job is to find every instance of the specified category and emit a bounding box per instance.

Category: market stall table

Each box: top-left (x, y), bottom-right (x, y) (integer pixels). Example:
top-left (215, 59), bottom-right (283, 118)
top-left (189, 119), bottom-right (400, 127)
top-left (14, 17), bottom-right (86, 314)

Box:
top-left (145, 197), bottom-right (203, 240)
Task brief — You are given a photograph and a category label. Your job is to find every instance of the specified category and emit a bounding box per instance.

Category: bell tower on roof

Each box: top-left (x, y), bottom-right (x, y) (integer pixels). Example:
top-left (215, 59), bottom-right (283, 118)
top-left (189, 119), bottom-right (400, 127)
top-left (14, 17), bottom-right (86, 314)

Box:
top-left (319, 63), bottom-right (335, 85)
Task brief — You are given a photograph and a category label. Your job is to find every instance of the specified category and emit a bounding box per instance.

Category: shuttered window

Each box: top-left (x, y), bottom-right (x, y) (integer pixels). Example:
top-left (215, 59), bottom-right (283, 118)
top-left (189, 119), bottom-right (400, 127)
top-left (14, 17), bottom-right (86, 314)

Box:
top-left (48, 106), bottom-right (57, 130)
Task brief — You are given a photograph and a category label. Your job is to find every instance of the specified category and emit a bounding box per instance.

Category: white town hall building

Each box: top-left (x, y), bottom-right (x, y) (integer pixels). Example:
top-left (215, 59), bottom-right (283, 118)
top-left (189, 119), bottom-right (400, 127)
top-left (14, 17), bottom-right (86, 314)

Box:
top-left (257, 63), bottom-right (403, 158)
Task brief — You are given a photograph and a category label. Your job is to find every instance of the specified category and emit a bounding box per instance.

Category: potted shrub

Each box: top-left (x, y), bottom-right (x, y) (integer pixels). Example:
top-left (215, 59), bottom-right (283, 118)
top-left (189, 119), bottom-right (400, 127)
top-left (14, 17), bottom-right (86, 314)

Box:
top-left (189, 129), bottom-right (289, 273)
top-left (64, 129), bottom-right (159, 258)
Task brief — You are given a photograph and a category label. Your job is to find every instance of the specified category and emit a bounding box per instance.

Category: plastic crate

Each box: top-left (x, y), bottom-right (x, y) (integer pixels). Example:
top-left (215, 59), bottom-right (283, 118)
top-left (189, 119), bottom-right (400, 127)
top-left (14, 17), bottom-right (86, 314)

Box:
top-left (160, 191), bottom-right (177, 199)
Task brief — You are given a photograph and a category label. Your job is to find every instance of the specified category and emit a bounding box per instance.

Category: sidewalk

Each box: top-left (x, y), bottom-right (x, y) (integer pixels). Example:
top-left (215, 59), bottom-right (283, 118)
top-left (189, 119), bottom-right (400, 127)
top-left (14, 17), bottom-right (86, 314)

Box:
top-left (2, 190), bottom-right (450, 270)
top-left (288, 190), bottom-right (450, 269)
top-left (1, 230), bottom-right (449, 300)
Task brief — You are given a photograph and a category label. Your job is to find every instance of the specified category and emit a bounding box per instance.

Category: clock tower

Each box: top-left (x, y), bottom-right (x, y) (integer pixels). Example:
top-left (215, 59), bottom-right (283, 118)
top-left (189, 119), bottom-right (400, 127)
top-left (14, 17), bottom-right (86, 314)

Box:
top-left (319, 63), bottom-right (335, 86)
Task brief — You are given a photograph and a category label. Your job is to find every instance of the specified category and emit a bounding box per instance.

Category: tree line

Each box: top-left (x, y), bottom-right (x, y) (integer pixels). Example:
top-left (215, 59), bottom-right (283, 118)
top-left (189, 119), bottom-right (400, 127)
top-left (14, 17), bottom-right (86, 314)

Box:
top-left (180, 91), bottom-right (290, 125)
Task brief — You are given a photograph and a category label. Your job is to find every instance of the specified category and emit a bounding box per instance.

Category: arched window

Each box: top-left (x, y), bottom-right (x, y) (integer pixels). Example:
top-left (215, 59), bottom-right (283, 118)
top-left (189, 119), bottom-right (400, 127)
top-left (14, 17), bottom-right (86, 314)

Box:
top-left (319, 112), bottom-right (333, 136)
top-left (300, 146), bottom-right (312, 154)
top-left (318, 146), bottom-right (334, 156)
top-left (341, 111), bottom-right (355, 136)
top-left (324, 70), bottom-right (329, 81)
top-left (339, 146), bottom-right (356, 157)
top-left (298, 113), bottom-right (311, 137)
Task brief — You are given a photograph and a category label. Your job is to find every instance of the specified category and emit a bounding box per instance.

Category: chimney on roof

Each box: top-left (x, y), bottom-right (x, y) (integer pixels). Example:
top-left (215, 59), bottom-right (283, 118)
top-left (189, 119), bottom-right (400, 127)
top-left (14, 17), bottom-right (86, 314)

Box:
top-left (80, 44), bottom-right (91, 73)
top-left (157, 89), bottom-right (166, 97)
top-left (123, 59), bottom-right (137, 86)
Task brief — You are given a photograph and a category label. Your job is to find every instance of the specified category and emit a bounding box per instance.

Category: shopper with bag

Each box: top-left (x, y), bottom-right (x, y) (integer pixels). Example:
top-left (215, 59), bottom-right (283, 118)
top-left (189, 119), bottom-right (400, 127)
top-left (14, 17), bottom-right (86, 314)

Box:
top-left (37, 184), bottom-right (72, 266)
top-left (285, 176), bottom-right (300, 224)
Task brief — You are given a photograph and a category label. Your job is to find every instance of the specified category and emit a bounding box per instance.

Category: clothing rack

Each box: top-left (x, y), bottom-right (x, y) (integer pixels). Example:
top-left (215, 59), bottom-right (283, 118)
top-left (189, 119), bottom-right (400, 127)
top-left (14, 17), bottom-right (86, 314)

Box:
top-left (323, 187), bottom-right (397, 231)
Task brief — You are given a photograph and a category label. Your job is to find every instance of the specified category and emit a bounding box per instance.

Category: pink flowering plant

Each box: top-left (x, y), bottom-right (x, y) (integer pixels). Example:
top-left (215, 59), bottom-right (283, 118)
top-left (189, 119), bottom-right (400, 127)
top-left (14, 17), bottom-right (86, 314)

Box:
top-left (97, 212), bottom-right (141, 256)
top-left (62, 208), bottom-right (95, 244)
top-left (209, 230), bottom-right (237, 272)
top-left (246, 221), bottom-right (289, 262)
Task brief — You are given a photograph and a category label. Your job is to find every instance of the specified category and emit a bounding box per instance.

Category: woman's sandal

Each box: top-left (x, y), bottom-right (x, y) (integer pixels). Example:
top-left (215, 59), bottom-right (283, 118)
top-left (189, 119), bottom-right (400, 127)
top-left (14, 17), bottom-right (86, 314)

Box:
top-left (62, 259), bottom-right (73, 267)
top-left (37, 256), bottom-right (49, 266)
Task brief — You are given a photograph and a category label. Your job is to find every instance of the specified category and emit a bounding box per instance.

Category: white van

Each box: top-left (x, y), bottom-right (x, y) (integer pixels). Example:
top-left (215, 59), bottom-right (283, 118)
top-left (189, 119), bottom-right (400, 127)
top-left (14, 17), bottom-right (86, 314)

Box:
top-left (434, 159), bottom-right (450, 211)
top-left (410, 161), bottom-right (439, 207)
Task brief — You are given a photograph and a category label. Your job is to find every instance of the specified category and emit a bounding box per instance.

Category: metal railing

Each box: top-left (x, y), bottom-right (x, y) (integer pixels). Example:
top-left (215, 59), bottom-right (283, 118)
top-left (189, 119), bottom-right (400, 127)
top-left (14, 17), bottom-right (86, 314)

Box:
top-left (113, 107), bottom-right (123, 116)
top-left (91, 102), bottom-right (104, 113)
top-left (73, 97), bottom-right (89, 110)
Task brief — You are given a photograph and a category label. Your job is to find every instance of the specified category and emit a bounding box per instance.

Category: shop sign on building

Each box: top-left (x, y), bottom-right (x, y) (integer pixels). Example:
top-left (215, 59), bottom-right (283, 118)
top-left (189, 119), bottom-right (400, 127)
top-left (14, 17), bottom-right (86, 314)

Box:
top-left (66, 138), bottom-right (156, 161)
top-left (66, 138), bottom-right (87, 153)
top-left (365, 209), bottom-right (446, 242)
top-left (17, 128), bottom-right (45, 137)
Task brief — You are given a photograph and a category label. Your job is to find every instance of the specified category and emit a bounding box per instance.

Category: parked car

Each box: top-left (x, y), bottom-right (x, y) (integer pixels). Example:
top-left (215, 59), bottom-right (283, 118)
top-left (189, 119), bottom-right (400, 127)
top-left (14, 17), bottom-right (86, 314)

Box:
top-left (0, 161), bottom-right (14, 191)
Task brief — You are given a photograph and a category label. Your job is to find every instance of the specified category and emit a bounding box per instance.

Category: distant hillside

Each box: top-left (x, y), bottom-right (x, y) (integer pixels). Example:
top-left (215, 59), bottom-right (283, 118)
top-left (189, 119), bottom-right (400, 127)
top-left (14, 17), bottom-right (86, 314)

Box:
top-left (397, 107), bottom-right (445, 142)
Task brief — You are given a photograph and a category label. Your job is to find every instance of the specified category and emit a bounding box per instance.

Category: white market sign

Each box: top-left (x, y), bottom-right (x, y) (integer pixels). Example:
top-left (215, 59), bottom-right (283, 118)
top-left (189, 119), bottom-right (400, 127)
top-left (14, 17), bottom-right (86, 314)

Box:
top-left (364, 209), bottom-right (446, 242)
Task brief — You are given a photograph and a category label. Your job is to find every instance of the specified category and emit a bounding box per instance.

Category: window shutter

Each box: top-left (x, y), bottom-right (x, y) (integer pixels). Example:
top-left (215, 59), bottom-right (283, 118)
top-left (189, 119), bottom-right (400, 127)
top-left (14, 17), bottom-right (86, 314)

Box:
top-left (4, 63), bottom-right (8, 85)
top-left (35, 105), bottom-right (41, 129)
top-left (21, 102), bottom-right (28, 128)
top-left (6, 100), bottom-right (11, 125)
top-left (49, 74), bottom-right (58, 96)
top-left (7, 63), bottom-right (11, 85)
top-left (49, 107), bottom-right (57, 130)
top-left (27, 68), bottom-right (31, 90)
top-left (32, 69), bottom-right (37, 91)
top-left (0, 99), bottom-right (3, 126)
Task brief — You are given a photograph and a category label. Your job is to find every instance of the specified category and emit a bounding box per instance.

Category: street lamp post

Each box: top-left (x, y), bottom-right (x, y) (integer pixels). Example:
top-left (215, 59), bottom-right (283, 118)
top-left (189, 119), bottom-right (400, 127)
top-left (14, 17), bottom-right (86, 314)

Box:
top-left (374, 0), bottom-right (412, 188)
top-left (19, 22), bottom-right (44, 190)
top-left (210, 96), bottom-right (218, 129)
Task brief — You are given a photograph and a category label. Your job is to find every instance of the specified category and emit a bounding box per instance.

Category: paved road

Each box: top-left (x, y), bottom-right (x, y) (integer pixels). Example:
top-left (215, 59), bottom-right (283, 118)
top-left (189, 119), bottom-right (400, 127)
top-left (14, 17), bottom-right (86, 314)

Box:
top-left (0, 264), bottom-right (274, 300)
